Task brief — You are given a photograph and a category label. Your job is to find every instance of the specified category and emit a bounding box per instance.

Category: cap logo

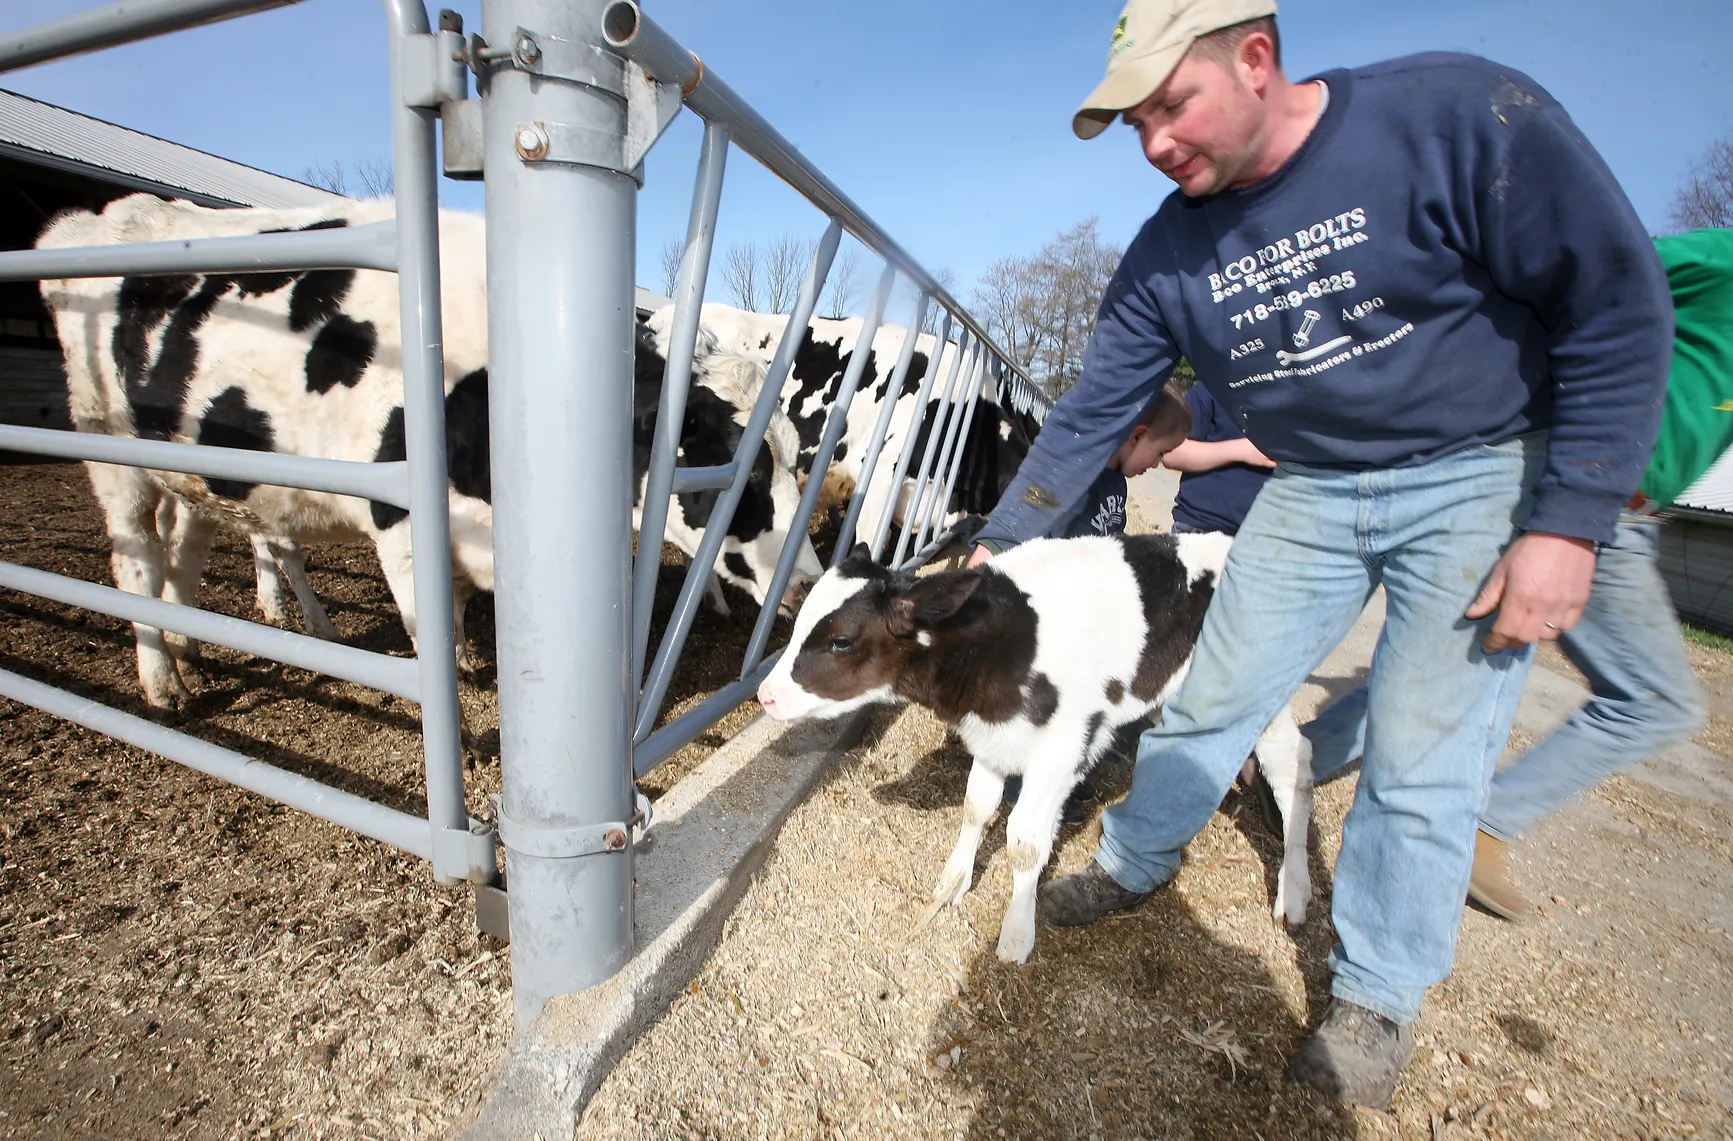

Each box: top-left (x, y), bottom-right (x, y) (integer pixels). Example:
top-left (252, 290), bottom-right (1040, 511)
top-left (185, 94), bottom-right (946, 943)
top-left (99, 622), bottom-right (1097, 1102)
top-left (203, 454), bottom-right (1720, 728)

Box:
top-left (1110, 13), bottom-right (1132, 54)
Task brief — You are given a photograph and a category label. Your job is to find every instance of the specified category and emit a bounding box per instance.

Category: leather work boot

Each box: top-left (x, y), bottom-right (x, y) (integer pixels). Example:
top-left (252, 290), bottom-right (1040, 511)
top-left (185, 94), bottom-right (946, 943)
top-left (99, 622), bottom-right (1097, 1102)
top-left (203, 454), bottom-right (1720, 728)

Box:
top-left (1036, 862), bottom-right (1152, 927)
top-left (1287, 998), bottom-right (1416, 1108)
top-left (1467, 830), bottom-right (1531, 921)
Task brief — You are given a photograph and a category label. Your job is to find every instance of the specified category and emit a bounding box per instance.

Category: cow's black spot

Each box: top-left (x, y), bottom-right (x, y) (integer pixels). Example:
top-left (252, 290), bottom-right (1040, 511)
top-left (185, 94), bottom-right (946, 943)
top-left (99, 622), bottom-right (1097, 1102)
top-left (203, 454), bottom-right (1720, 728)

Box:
top-left (1024, 672), bottom-right (1058, 726)
top-left (873, 348), bottom-right (927, 404)
top-left (370, 405), bottom-right (409, 530)
top-left (304, 314), bottom-right (377, 394)
top-left (1120, 534), bottom-right (1215, 702)
top-left (1104, 678), bottom-right (1125, 705)
top-left (831, 439), bottom-right (848, 465)
top-left (367, 368), bottom-right (491, 531)
top-left (196, 386), bottom-right (274, 499)
top-left (287, 269), bottom-right (355, 333)
top-left (112, 274), bottom-right (199, 441)
top-left (786, 330), bottom-right (847, 455)
top-left (137, 275), bottom-right (237, 440)
top-left (444, 368), bottom-right (491, 504)
top-left (233, 269), bottom-right (300, 297)
top-left (630, 324), bottom-right (779, 545)
top-left (723, 552), bottom-right (755, 583)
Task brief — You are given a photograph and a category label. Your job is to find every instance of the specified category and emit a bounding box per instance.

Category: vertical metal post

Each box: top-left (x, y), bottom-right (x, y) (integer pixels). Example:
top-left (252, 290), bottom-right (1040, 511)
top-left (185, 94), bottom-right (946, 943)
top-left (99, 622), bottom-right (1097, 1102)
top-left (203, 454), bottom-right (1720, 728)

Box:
top-left (920, 347), bottom-right (991, 554)
top-left (869, 311), bottom-right (950, 560)
top-left (893, 327), bottom-right (971, 566)
top-left (484, 0), bottom-right (636, 1027)
top-left (832, 291), bottom-right (926, 566)
top-left (908, 334), bottom-right (977, 554)
top-left (382, 0), bottom-right (483, 887)
top-left (634, 220), bottom-right (840, 743)
top-left (632, 120), bottom-right (729, 686)
top-left (741, 261), bottom-right (895, 671)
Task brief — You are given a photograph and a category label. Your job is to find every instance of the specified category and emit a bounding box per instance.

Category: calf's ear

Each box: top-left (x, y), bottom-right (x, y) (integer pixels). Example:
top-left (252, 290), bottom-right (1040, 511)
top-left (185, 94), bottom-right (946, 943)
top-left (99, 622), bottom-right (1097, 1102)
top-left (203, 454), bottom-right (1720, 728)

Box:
top-left (849, 542), bottom-right (871, 562)
top-left (885, 571), bottom-right (983, 636)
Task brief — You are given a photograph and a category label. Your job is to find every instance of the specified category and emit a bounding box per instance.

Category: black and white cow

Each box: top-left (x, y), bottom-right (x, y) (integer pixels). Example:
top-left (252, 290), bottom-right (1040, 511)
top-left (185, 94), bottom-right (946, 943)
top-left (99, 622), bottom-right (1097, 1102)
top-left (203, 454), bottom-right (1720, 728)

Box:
top-left (38, 193), bottom-right (818, 708)
top-left (651, 303), bottom-right (1048, 550)
top-left (756, 533), bottom-right (1311, 964)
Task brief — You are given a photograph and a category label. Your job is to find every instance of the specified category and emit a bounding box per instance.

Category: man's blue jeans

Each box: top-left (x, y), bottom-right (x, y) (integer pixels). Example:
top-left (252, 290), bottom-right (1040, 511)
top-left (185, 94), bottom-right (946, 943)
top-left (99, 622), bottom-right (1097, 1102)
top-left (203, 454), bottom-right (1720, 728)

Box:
top-left (1097, 435), bottom-right (1545, 1026)
top-left (1305, 512), bottom-right (1705, 840)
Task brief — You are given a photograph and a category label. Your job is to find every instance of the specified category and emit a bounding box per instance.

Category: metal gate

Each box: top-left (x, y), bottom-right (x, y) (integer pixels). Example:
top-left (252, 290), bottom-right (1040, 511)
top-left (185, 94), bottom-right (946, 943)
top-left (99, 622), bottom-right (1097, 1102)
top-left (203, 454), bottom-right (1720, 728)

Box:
top-left (0, 0), bottom-right (1046, 1030)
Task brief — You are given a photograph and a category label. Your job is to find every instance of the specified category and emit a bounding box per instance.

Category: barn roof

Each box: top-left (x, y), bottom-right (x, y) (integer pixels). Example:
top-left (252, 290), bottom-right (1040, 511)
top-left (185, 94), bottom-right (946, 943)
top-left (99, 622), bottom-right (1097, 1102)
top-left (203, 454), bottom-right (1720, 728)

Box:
top-left (0, 87), bottom-right (342, 210)
top-left (1673, 446), bottom-right (1733, 518)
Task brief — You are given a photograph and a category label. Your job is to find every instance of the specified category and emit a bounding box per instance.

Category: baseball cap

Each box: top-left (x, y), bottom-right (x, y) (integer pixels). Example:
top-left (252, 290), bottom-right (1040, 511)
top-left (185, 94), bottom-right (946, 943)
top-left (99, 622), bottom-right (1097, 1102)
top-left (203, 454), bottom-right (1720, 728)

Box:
top-left (1074, 0), bottom-right (1278, 140)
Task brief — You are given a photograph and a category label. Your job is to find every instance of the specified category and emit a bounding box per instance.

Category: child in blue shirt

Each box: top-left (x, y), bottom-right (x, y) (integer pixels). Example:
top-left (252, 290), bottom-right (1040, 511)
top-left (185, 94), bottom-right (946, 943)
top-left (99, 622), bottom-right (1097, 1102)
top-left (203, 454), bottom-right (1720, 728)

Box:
top-left (1164, 382), bottom-right (1274, 535)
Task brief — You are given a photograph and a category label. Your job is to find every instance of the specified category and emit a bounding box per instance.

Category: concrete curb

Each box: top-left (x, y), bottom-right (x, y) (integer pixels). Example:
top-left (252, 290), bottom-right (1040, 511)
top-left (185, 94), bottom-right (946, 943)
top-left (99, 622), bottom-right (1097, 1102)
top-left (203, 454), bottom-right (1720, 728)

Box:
top-left (457, 709), bottom-right (870, 1140)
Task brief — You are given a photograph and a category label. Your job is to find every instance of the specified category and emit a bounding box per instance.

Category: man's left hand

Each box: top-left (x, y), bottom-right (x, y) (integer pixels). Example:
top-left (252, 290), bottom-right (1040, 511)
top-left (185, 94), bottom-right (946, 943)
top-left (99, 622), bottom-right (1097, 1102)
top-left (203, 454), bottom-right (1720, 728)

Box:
top-left (1464, 531), bottom-right (1598, 653)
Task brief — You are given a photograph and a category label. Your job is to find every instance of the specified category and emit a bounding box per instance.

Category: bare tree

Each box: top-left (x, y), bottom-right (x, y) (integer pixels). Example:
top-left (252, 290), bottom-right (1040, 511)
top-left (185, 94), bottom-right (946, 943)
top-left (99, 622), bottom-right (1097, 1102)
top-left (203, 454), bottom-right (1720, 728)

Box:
top-left (1670, 132), bottom-right (1733, 231)
top-left (921, 267), bottom-right (958, 335)
top-left (971, 217), bottom-right (1122, 399)
top-left (300, 158), bottom-right (393, 198)
top-left (354, 159), bottom-right (394, 198)
top-left (823, 246), bottom-right (863, 319)
top-left (762, 233), bottom-right (812, 315)
top-left (301, 159), bottom-right (348, 196)
top-left (658, 237), bottom-right (685, 297)
top-left (722, 241), bottom-right (761, 311)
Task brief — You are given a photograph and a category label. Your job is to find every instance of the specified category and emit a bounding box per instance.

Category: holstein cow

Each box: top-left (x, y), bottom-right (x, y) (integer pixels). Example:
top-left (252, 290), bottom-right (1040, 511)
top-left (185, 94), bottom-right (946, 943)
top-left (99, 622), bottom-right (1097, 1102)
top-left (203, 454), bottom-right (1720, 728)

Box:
top-left (757, 534), bottom-right (1312, 964)
top-left (650, 303), bottom-right (1048, 552)
top-left (39, 193), bottom-right (818, 708)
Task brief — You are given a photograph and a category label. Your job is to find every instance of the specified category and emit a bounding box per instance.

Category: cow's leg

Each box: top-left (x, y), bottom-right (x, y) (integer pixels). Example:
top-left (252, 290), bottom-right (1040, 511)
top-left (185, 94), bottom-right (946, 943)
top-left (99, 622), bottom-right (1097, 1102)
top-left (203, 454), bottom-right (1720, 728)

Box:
top-left (271, 539), bottom-right (338, 641)
top-left (249, 535), bottom-right (292, 626)
top-left (159, 499), bottom-right (217, 676)
top-left (85, 463), bottom-right (188, 708)
top-left (997, 734), bottom-right (1084, 964)
top-left (1254, 702), bottom-right (1314, 928)
top-left (933, 762), bottom-right (1006, 907)
top-left (371, 524), bottom-right (420, 652)
top-left (704, 573), bottom-right (731, 619)
top-left (452, 577), bottom-right (475, 677)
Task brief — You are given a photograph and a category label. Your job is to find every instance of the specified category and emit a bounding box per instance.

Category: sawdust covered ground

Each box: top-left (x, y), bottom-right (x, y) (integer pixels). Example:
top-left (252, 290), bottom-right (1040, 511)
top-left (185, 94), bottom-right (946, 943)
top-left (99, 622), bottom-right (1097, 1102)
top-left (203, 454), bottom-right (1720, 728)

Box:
top-left (0, 459), bottom-right (776, 1139)
top-left (579, 471), bottom-right (1733, 1140)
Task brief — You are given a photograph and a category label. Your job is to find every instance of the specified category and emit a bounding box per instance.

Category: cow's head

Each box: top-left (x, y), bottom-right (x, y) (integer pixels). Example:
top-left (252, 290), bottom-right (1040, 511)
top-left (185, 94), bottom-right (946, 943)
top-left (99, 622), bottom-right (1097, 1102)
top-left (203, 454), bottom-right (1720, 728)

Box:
top-left (757, 544), bottom-right (987, 722)
top-left (632, 320), bottom-right (823, 614)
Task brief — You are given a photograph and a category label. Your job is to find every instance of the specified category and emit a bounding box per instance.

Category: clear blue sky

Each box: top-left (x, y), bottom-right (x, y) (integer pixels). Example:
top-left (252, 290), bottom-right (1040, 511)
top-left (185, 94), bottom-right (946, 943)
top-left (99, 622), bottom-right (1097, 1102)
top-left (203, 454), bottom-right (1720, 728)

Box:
top-left (6, 0), bottom-right (1730, 320)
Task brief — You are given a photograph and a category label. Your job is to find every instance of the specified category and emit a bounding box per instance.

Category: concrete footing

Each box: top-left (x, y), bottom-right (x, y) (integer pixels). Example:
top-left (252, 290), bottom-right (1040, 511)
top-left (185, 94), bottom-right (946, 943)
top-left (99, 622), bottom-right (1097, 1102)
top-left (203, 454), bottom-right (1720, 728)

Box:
top-left (458, 709), bottom-right (869, 1139)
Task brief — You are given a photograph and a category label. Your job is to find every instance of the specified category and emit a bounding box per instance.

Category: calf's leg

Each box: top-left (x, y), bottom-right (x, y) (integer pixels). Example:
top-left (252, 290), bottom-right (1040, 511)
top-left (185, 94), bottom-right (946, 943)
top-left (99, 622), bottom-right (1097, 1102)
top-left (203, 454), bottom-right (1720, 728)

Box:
top-left (1254, 702), bottom-right (1314, 928)
top-left (85, 463), bottom-right (187, 708)
top-left (932, 762), bottom-right (1005, 907)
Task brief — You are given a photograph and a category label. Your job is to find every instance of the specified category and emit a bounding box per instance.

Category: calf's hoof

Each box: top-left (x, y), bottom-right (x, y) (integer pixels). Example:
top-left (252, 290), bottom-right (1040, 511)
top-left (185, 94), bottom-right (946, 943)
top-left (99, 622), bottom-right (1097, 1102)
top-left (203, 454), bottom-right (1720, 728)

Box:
top-left (995, 913), bottom-right (1036, 964)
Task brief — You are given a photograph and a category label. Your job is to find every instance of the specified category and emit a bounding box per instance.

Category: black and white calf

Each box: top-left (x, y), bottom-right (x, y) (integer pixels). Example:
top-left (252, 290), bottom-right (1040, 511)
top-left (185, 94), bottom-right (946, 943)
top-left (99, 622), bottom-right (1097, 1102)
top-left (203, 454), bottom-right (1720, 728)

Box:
top-left (757, 533), bottom-right (1312, 964)
top-left (39, 193), bottom-right (818, 708)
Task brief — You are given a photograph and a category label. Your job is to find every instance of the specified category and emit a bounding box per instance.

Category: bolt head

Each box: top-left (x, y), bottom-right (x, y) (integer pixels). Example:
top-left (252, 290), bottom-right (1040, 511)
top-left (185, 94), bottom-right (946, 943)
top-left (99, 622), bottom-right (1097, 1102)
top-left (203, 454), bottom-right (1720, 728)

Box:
top-left (514, 123), bottom-right (549, 161)
top-left (516, 35), bottom-right (540, 63)
top-left (603, 828), bottom-right (628, 851)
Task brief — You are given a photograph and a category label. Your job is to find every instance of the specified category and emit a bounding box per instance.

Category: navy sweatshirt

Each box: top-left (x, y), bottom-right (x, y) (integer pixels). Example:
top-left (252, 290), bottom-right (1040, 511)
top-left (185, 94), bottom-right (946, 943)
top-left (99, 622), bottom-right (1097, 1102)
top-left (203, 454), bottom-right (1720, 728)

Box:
top-left (1054, 467), bottom-right (1129, 538)
top-left (976, 53), bottom-right (1673, 550)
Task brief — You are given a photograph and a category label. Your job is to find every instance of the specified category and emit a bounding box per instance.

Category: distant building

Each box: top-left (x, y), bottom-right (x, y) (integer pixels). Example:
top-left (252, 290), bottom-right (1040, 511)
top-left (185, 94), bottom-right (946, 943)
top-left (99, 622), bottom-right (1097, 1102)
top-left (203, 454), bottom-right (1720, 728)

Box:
top-left (0, 88), bottom-right (344, 433)
top-left (1658, 449), bottom-right (1733, 636)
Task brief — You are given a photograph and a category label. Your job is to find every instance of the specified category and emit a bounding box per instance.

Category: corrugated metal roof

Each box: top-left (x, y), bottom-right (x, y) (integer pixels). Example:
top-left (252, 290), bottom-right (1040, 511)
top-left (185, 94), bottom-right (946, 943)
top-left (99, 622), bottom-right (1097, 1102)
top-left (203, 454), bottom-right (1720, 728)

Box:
top-left (1673, 444), bottom-right (1733, 515)
top-left (0, 87), bottom-right (342, 209)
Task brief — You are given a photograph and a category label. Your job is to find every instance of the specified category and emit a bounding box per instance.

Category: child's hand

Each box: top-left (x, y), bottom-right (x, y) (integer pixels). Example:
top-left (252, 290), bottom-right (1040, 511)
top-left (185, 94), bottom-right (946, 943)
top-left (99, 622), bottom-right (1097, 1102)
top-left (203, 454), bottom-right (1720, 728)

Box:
top-left (967, 545), bottom-right (995, 568)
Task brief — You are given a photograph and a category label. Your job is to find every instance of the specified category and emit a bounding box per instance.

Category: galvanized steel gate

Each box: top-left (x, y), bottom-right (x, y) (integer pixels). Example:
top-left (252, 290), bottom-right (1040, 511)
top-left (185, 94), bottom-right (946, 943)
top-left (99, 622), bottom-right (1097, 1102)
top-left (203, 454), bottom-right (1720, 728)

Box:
top-left (0, 0), bottom-right (1044, 1029)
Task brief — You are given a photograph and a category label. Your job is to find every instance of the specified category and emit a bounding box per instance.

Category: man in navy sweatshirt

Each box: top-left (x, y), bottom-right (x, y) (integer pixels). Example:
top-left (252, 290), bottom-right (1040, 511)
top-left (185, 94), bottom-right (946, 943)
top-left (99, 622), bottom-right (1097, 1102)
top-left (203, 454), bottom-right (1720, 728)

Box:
top-left (966, 0), bottom-right (1672, 1108)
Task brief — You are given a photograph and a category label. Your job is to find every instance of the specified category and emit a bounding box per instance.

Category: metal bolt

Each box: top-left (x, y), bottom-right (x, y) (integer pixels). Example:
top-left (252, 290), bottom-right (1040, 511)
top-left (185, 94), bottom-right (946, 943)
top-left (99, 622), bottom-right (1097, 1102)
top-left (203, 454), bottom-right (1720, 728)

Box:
top-left (514, 123), bottom-right (550, 161)
top-left (602, 828), bottom-right (627, 851)
top-left (516, 34), bottom-right (541, 65)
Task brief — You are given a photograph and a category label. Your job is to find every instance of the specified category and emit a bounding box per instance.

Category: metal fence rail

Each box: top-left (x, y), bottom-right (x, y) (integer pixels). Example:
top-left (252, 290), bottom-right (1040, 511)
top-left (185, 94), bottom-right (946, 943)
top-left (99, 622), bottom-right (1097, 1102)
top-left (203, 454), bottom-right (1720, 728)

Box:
top-left (0, 0), bottom-right (1053, 1033)
top-left (0, 0), bottom-right (493, 897)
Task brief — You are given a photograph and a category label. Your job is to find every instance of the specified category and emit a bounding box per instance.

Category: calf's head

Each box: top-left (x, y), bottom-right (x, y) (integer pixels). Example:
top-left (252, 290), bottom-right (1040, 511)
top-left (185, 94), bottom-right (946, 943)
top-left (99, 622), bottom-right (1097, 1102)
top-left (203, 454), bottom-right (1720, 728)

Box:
top-left (758, 545), bottom-right (986, 721)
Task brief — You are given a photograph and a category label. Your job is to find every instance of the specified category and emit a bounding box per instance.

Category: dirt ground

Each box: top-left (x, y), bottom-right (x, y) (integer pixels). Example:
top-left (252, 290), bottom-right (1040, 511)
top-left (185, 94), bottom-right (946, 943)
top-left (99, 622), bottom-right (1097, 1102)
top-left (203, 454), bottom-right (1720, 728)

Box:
top-left (6, 461), bottom-right (1733, 1140)
top-left (576, 472), bottom-right (1733, 1141)
top-left (0, 459), bottom-right (773, 1139)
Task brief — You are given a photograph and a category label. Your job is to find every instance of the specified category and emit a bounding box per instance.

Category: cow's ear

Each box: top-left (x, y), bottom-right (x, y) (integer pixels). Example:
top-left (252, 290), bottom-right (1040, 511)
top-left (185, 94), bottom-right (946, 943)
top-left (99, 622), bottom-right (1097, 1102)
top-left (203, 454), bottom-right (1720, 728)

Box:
top-left (849, 542), bottom-right (871, 562)
top-left (887, 571), bottom-right (981, 636)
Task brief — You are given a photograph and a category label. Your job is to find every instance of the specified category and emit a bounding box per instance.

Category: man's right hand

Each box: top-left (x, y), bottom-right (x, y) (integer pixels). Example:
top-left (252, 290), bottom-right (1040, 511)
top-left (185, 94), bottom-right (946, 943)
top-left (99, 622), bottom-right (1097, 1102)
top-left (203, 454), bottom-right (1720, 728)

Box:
top-left (967, 544), bottom-right (994, 569)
